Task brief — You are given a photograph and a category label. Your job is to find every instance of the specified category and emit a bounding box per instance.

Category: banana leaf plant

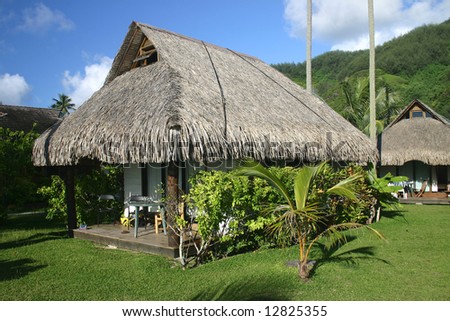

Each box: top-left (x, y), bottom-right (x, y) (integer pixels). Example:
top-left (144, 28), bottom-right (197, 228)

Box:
top-left (236, 159), bottom-right (386, 280)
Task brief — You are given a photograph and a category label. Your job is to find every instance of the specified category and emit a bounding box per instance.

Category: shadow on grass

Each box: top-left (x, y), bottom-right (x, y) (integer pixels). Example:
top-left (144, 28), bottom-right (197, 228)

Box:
top-left (0, 231), bottom-right (67, 250)
top-left (308, 238), bottom-right (391, 278)
top-left (2, 212), bottom-right (65, 230)
top-left (190, 278), bottom-right (291, 301)
top-left (0, 258), bottom-right (47, 281)
top-left (380, 208), bottom-right (407, 221)
top-left (0, 212), bottom-right (67, 250)
top-left (285, 237), bottom-right (391, 279)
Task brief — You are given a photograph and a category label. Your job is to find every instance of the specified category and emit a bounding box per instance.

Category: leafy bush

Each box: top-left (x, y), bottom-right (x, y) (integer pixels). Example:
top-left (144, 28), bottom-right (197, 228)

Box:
top-left (185, 162), bottom-right (398, 264)
top-left (185, 167), bottom-right (297, 261)
top-left (311, 165), bottom-right (377, 225)
top-left (37, 175), bottom-right (67, 222)
top-left (38, 166), bottom-right (123, 225)
top-left (0, 127), bottom-right (46, 217)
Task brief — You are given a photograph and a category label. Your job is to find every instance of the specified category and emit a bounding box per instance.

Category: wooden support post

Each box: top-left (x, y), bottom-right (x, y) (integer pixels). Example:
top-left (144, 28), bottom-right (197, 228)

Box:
top-left (167, 161), bottom-right (180, 247)
top-left (64, 166), bottom-right (77, 238)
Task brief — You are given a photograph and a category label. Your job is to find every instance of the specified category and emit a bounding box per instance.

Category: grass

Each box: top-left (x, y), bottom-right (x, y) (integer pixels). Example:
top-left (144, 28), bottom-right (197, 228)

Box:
top-left (0, 204), bottom-right (449, 301)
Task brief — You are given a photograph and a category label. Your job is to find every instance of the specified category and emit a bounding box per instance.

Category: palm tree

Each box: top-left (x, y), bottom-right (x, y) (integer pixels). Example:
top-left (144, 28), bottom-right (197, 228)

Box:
top-left (375, 76), bottom-right (403, 125)
top-left (306, 0), bottom-right (312, 93)
top-left (51, 94), bottom-right (75, 117)
top-left (341, 77), bottom-right (370, 130)
top-left (341, 77), bottom-right (384, 136)
top-left (368, 0), bottom-right (376, 143)
top-left (236, 159), bottom-right (385, 280)
top-left (341, 74), bottom-right (402, 136)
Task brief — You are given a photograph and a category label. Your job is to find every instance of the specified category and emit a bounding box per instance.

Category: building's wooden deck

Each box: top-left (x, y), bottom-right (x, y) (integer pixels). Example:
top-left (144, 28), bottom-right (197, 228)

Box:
top-left (73, 193), bottom-right (448, 257)
top-left (399, 192), bottom-right (450, 205)
top-left (73, 223), bottom-right (179, 258)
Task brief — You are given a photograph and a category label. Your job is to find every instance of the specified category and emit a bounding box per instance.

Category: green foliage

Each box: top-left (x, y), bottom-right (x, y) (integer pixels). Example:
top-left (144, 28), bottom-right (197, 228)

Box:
top-left (0, 127), bottom-right (45, 220)
top-left (402, 64), bottom-right (450, 118)
top-left (311, 165), bottom-right (376, 225)
top-left (366, 164), bottom-right (408, 211)
top-left (51, 93), bottom-right (75, 116)
top-left (272, 19), bottom-right (450, 120)
top-left (185, 167), bottom-right (297, 261)
top-left (338, 70), bottom-right (407, 135)
top-left (37, 175), bottom-right (67, 222)
top-left (38, 166), bottom-right (123, 225)
top-left (376, 21), bottom-right (450, 77)
top-left (185, 162), bottom-right (392, 273)
top-left (237, 160), bottom-right (385, 280)
top-left (186, 171), bottom-right (262, 260)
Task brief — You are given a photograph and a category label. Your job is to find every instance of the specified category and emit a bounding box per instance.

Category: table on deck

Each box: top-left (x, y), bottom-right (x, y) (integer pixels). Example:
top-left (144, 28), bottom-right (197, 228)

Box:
top-left (125, 196), bottom-right (165, 238)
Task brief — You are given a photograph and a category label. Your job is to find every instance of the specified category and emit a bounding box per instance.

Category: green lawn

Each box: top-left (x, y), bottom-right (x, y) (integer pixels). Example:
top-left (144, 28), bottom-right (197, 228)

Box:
top-left (0, 205), bottom-right (449, 300)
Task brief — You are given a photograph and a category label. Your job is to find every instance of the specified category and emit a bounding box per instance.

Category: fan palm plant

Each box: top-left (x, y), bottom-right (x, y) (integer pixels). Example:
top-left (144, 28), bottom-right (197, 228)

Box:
top-left (236, 159), bottom-right (385, 280)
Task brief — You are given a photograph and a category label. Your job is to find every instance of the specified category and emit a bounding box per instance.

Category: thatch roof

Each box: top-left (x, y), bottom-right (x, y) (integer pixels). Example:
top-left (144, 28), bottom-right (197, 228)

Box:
top-left (0, 104), bottom-right (60, 134)
top-left (385, 99), bottom-right (450, 130)
top-left (380, 100), bottom-right (450, 166)
top-left (33, 22), bottom-right (377, 167)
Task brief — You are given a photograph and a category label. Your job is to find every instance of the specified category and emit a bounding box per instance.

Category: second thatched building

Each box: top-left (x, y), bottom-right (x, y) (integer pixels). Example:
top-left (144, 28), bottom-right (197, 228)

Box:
top-left (379, 99), bottom-right (450, 194)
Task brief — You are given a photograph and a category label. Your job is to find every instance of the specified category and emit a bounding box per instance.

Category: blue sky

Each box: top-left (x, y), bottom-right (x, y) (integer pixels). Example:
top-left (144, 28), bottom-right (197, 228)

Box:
top-left (0, 0), bottom-right (449, 108)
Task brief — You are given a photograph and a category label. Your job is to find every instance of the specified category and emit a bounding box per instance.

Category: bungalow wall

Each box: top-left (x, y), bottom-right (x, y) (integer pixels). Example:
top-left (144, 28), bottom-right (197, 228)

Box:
top-left (380, 161), bottom-right (450, 193)
top-left (123, 164), bottom-right (142, 197)
top-left (123, 163), bottom-right (164, 201)
top-left (123, 161), bottom-right (234, 202)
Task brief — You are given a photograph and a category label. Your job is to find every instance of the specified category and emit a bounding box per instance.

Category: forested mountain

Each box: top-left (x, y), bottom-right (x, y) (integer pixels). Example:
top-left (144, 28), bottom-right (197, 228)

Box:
top-left (273, 19), bottom-right (450, 122)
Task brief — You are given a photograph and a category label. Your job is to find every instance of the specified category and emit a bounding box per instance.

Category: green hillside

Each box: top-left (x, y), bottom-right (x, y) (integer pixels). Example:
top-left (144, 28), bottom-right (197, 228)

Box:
top-left (273, 19), bottom-right (450, 121)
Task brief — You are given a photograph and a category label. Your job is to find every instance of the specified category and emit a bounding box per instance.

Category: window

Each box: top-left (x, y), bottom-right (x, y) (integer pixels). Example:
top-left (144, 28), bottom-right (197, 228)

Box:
top-left (412, 111), bottom-right (423, 118)
top-left (131, 38), bottom-right (158, 69)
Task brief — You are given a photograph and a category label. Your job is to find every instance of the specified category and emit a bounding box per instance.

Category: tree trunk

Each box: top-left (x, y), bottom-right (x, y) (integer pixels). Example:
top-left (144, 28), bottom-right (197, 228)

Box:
top-left (167, 162), bottom-right (180, 247)
top-left (64, 166), bottom-right (77, 238)
top-left (368, 0), bottom-right (376, 143)
top-left (306, 0), bottom-right (312, 93)
top-left (298, 260), bottom-right (310, 281)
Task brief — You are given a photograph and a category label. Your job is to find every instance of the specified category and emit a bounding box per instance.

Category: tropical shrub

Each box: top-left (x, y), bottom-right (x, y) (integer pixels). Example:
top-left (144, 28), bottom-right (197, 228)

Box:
top-left (185, 167), bottom-right (297, 262)
top-left (236, 160), bottom-right (385, 280)
top-left (366, 164), bottom-right (408, 215)
top-left (38, 166), bottom-right (123, 225)
top-left (0, 127), bottom-right (45, 220)
top-left (184, 161), bottom-right (396, 268)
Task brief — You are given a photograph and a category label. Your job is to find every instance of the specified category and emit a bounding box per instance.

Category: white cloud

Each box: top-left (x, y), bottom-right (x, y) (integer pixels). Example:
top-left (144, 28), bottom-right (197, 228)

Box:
top-left (284, 0), bottom-right (450, 51)
top-left (0, 73), bottom-right (31, 105)
top-left (62, 56), bottom-right (113, 106)
top-left (18, 3), bottom-right (74, 33)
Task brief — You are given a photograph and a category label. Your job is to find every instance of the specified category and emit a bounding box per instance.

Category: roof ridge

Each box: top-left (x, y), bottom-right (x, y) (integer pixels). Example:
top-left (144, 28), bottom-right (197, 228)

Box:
top-left (0, 104), bottom-right (49, 110)
top-left (135, 21), bottom-right (259, 61)
top-left (385, 99), bottom-right (450, 129)
top-left (414, 99), bottom-right (450, 125)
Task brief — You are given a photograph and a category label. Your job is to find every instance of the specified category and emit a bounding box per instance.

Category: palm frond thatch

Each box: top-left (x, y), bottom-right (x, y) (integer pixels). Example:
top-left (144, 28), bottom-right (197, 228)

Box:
top-left (380, 117), bottom-right (450, 166)
top-left (33, 22), bottom-right (377, 166)
top-left (0, 104), bottom-right (60, 134)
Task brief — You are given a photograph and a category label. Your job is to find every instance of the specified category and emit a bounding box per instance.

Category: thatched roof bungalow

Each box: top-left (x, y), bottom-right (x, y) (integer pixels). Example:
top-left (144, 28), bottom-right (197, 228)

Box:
top-left (0, 104), bottom-right (60, 134)
top-left (32, 22), bottom-right (377, 236)
top-left (379, 99), bottom-right (450, 193)
top-left (33, 22), bottom-right (376, 168)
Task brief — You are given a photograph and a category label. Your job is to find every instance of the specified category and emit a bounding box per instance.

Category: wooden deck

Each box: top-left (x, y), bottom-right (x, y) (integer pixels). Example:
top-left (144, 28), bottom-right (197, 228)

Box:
top-left (73, 223), bottom-right (179, 258)
top-left (399, 192), bottom-right (450, 205)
